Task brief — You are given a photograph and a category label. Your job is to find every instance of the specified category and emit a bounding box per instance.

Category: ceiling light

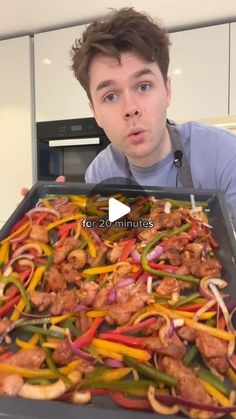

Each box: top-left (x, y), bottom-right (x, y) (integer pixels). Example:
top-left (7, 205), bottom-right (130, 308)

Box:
top-left (42, 58), bottom-right (52, 64)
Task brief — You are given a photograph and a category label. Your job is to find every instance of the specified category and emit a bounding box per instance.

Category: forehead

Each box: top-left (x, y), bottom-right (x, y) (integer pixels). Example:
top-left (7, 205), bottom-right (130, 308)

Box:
top-left (88, 51), bottom-right (161, 91)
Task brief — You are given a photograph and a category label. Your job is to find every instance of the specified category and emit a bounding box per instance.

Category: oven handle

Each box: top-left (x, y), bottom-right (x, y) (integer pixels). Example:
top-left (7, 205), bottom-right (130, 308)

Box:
top-left (49, 137), bottom-right (100, 147)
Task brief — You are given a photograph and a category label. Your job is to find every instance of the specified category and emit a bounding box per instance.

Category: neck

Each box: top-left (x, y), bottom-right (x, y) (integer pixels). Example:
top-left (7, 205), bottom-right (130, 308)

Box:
top-left (127, 127), bottom-right (171, 168)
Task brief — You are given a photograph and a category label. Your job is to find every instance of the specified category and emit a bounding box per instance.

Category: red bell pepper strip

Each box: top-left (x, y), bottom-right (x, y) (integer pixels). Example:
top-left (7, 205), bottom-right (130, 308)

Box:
top-left (98, 332), bottom-right (145, 348)
top-left (112, 317), bottom-right (156, 335)
top-left (0, 295), bottom-right (21, 317)
top-left (208, 234), bottom-right (219, 249)
top-left (177, 303), bottom-right (206, 312)
top-left (119, 239), bottom-right (136, 262)
top-left (72, 317), bottom-right (104, 349)
top-left (58, 222), bottom-right (77, 237)
top-left (11, 215), bottom-right (28, 233)
top-left (110, 391), bottom-right (152, 411)
top-left (148, 262), bottom-right (178, 274)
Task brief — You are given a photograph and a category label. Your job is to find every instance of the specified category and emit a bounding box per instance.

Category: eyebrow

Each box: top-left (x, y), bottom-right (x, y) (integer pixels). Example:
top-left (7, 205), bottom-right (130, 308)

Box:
top-left (96, 67), bottom-right (155, 92)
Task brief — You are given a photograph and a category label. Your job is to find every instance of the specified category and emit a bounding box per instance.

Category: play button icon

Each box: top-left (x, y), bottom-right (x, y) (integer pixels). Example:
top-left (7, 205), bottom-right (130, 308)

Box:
top-left (108, 197), bottom-right (130, 223)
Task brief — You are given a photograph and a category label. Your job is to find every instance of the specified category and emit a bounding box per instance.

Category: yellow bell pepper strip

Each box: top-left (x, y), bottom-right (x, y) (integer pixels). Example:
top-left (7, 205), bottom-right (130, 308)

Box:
top-left (227, 368), bottom-right (236, 386)
top-left (184, 317), bottom-right (235, 341)
top-left (92, 338), bottom-right (151, 362)
top-left (1, 276), bottom-right (31, 313)
top-left (0, 221), bottom-right (30, 245)
top-left (45, 213), bottom-right (84, 231)
top-left (153, 303), bottom-right (216, 321)
top-left (0, 359), bottom-right (81, 378)
top-left (0, 240), bottom-right (10, 267)
top-left (124, 356), bottom-right (177, 388)
top-left (72, 317), bottom-right (104, 349)
top-left (82, 264), bottom-right (116, 276)
top-left (15, 333), bottom-right (40, 350)
top-left (80, 230), bottom-right (97, 258)
top-left (11, 265), bottom-right (46, 321)
top-left (197, 367), bottom-right (230, 397)
top-left (141, 223), bottom-right (199, 285)
top-left (199, 378), bottom-right (235, 410)
top-left (81, 367), bottom-right (132, 387)
top-left (87, 310), bottom-right (107, 318)
top-left (41, 335), bottom-right (71, 385)
top-left (89, 346), bottom-right (123, 361)
top-left (51, 313), bottom-right (74, 325)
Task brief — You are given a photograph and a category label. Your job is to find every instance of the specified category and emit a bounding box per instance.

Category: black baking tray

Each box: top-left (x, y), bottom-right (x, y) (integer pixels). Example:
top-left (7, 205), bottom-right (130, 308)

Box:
top-left (0, 181), bottom-right (236, 419)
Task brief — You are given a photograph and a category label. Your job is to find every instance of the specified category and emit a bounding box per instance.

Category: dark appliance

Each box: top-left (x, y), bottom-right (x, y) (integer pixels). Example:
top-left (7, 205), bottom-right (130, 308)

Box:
top-left (37, 117), bottom-right (110, 182)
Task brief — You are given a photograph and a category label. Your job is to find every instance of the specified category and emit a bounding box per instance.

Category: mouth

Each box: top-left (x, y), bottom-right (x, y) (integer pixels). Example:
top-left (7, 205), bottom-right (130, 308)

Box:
top-left (127, 128), bottom-right (145, 143)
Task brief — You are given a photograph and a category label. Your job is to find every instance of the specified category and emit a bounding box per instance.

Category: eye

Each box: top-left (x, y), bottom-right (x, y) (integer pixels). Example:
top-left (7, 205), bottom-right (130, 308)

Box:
top-left (104, 93), bottom-right (118, 103)
top-left (138, 83), bottom-right (151, 93)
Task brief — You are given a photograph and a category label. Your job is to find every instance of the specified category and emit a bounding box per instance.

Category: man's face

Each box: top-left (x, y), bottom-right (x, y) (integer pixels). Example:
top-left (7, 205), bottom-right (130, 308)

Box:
top-left (89, 51), bottom-right (172, 167)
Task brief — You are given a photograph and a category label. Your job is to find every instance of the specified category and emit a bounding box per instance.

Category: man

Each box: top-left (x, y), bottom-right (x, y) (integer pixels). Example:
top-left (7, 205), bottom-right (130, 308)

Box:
top-left (68, 7), bottom-right (236, 226)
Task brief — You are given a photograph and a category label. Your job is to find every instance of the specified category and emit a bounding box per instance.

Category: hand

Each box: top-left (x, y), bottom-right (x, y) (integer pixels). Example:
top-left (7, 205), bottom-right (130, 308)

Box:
top-left (21, 175), bottom-right (66, 197)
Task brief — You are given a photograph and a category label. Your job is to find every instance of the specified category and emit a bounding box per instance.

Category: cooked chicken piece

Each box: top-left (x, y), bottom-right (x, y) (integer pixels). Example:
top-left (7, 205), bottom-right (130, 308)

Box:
top-left (162, 356), bottom-right (213, 405)
top-left (112, 264), bottom-right (133, 284)
top-left (0, 318), bottom-right (12, 335)
top-left (79, 281), bottom-right (100, 306)
top-left (0, 373), bottom-right (24, 396)
top-left (190, 259), bottom-right (222, 278)
top-left (177, 326), bottom-right (196, 342)
top-left (54, 238), bottom-right (80, 264)
top-left (185, 243), bottom-right (204, 259)
top-left (58, 202), bottom-right (78, 217)
top-left (155, 277), bottom-right (178, 295)
top-left (93, 285), bottom-right (112, 309)
top-left (195, 331), bottom-right (228, 373)
top-left (67, 249), bottom-right (87, 269)
top-left (106, 292), bottom-right (153, 325)
top-left (107, 244), bottom-right (123, 263)
top-left (29, 224), bottom-right (49, 243)
top-left (6, 348), bottom-right (45, 369)
top-left (50, 289), bottom-right (80, 316)
top-left (88, 244), bottom-right (107, 267)
top-left (29, 290), bottom-right (55, 312)
top-left (52, 339), bottom-right (76, 366)
top-left (44, 265), bottom-right (66, 292)
top-left (142, 332), bottom-right (186, 359)
top-left (61, 262), bottom-right (82, 284)
top-left (76, 310), bottom-right (93, 333)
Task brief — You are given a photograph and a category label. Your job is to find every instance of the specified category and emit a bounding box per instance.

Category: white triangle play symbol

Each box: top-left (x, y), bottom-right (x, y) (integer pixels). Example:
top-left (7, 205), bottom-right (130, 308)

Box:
top-left (108, 197), bottom-right (131, 223)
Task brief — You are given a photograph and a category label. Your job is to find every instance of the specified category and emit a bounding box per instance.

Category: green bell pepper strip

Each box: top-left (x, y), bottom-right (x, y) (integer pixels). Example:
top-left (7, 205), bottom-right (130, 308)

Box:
top-left (82, 379), bottom-right (155, 396)
top-left (183, 344), bottom-right (199, 366)
top-left (16, 318), bottom-right (51, 327)
top-left (197, 367), bottom-right (230, 397)
top-left (1, 276), bottom-right (31, 313)
top-left (165, 199), bottom-right (208, 209)
top-left (60, 319), bottom-right (81, 337)
top-left (141, 223), bottom-right (199, 285)
top-left (20, 324), bottom-right (66, 339)
top-left (40, 336), bottom-right (71, 385)
top-left (26, 377), bottom-right (52, 385)
top-left (172, 292), bottom-right (201, 309)
top-left (123, 356), bottom-right (177, 387)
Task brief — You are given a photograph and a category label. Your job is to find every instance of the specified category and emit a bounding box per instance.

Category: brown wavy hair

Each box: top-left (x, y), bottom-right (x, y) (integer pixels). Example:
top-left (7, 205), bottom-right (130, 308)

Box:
top-left (71, 8), bottom-right (170, 100)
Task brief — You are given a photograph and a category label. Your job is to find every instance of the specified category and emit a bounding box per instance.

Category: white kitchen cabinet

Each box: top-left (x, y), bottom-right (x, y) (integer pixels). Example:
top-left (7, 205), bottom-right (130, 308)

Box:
top-left (168, 24), bottom-right (229, 121)
top-left (34, 25), bottom-right (92, 122)
top-left (229, 23), bottom-right (236, 115)
top-left (0, 36), bottom-right (33, 226)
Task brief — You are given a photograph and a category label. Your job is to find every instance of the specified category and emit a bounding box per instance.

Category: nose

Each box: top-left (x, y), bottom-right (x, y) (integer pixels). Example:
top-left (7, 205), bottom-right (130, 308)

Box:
top-left (123, 95), bottom-right (141, 119)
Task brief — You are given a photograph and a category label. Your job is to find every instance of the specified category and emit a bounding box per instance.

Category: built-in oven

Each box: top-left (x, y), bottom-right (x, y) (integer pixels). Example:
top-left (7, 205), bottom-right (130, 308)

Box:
top-left (37, 117), bottom-right (110, 182)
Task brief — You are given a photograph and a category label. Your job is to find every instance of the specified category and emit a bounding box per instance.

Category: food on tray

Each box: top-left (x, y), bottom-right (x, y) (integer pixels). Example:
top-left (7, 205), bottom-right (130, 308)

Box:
top-left (0, 192), bottom-right (235, 417)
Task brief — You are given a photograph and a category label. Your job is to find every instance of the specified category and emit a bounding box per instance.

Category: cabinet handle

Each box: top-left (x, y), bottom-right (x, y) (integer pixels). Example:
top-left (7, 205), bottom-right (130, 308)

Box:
top-left (49, 138), bottom-right (100, 147)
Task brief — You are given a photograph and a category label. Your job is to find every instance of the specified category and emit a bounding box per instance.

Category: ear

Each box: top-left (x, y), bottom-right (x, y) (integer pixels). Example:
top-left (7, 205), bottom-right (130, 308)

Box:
top-left (89, 101), bottom-right (102, 128)
top-left (166, 77), bottom-right (172, 107)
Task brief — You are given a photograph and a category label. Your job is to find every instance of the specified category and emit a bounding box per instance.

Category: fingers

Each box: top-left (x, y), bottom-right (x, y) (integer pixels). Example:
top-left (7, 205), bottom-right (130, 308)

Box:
top-left (21, 188), bottom-right (29, 197)
top-left (56, 176), bottom-right (66, 183)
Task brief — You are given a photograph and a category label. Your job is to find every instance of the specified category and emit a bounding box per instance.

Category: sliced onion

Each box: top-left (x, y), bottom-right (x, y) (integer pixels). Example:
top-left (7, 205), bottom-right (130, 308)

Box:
top-left (74, 304), bottom-right (88, 312)
top-left (26, 207), bottom-right (60, 219)
top-left (67, 336), bottom-right (94, 361)
top-left (164, 202), bottom-right (172, 214)
top-left (10, 228), bottom-right (30, 244)
top-left (3, 253), bottom-right (35, 275)
top-left (104, 358), bottom-right (124, 368)
top-left (90, 229), bottom-right (102, 245)
top-left (147, 276), bottom-right (153, 293)
top-left (13, 243), bottom-right (42, 258)
top-left (147, 245), bottom-right (164, 261)
top-left (108, 278), bottom-right (135, 304)
top-left (193, 298), bottom-right (216, 322)
top-left (130, 250), bottom-right (141, 262)
top-left (199, 277), bottom-right (227, 300)
top-left (53, 197), bottom-right (69, 210)
top-left (148, 386), bottom-right (179, 415)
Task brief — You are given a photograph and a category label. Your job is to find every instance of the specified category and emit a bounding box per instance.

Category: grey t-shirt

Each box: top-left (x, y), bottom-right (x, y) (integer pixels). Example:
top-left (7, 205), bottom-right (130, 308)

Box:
top-left (85, 121), bottom-right (236, 224)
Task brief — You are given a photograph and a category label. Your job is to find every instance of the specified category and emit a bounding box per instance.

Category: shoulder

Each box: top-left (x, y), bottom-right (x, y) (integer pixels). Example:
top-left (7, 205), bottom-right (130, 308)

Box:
top-left (85, 144), bottom-right (126, 183)
top-left (176, 120), bottom-right (236, 146)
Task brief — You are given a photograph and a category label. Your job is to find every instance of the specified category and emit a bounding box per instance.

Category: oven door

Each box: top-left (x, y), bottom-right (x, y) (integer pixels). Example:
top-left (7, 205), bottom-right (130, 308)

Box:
top-left (37, 136), bottom-right (109, 182)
